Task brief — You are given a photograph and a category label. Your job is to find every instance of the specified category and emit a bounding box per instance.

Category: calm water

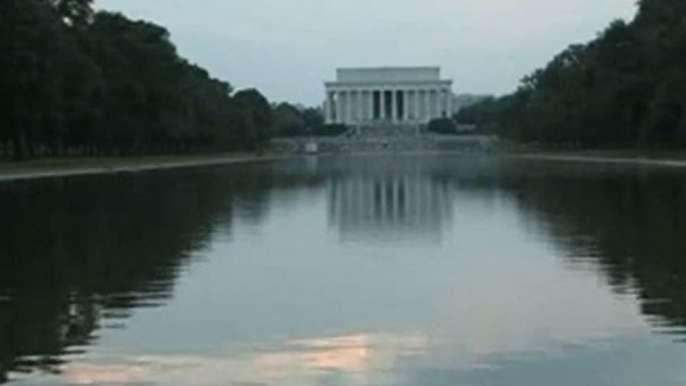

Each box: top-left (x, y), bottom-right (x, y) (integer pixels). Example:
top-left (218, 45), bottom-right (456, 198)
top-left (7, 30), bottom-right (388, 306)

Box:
top-left (2, 155), bottom-right (686, 386)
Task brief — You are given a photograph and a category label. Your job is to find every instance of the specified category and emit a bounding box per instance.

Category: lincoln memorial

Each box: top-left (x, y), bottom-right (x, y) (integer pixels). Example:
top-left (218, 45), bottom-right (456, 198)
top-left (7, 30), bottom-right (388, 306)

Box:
top-left (324, 67), bottom-right (453, 126)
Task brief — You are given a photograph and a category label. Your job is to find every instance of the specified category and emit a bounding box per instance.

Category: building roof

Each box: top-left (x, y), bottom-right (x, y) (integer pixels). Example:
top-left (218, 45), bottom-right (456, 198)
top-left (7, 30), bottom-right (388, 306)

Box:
top-left (336, 67), bottom-right (443, 83)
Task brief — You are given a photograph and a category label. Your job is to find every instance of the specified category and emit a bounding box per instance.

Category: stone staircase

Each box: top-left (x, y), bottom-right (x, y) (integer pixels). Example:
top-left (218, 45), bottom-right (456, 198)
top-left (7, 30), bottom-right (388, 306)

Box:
top-left (271, 124), bottom-right (493, 154)
top-left (336, 124), bottom-right (428, 152)
top-left (350, 123), bottom-right (422, 139)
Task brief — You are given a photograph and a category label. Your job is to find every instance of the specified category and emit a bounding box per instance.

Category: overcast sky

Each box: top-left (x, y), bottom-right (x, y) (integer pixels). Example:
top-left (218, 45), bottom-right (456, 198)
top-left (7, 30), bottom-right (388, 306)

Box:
top-left (96, 0), bottom-right (637, 106)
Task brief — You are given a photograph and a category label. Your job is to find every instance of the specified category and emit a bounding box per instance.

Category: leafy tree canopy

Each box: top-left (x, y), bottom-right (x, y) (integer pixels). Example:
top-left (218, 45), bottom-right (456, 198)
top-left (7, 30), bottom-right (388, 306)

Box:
top-left (470, 3), bottom-right (686, 148)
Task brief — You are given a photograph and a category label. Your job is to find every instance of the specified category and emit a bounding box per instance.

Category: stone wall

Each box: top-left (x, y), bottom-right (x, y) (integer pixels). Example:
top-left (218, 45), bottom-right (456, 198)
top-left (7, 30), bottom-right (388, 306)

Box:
top-left (270, 129), bottom-right (494, 154)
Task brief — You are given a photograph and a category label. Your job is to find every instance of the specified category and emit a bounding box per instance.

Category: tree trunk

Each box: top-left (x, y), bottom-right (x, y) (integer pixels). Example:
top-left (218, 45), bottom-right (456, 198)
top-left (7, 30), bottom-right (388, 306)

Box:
top-left (12, 131), bottom-right (28, 161)
top-left (0, 364), bottom-right (7, 383)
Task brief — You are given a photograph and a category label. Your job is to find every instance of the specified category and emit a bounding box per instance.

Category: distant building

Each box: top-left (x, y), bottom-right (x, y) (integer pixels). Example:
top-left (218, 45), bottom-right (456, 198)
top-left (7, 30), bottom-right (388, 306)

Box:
top-left (324, 67), bottom-right (453, 126)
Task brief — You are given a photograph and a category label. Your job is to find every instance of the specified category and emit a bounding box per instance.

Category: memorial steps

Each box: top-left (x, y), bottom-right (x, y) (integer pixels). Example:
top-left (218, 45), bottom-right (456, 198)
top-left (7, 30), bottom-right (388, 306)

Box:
top-left (270, 123), bottom-right (492, 154)
top-left (351, 123), bottom-right (422, 138)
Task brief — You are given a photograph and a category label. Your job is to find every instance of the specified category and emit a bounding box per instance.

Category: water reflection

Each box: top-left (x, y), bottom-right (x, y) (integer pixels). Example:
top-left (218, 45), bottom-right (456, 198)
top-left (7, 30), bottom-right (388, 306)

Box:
top-left (44, 333), bottom-right (426, 386)
top-left (2, 157), bottom-right (686, 385)
top-left (328, 158), bottom-right (452, 243)
top-left (0, 165), bottom-right (278, 382)
top-left (493, 161), bottom-right (686, 336)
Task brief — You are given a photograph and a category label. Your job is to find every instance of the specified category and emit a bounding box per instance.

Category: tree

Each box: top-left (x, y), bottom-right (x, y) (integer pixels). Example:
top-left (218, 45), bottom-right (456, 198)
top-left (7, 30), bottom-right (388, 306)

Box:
top-left (273, 103), bottom-right (308, 137)
top-left (479, 2), bottom-right (686, 149)
top-left (0, 3), bottom-right (278, 160)
top-left (233, 89), bottom-right (274, 147)
top-left (427, 118), bottom-right (458, 134)
top-left (301, 107), bottom-right (325, 132)
top-left (48, 0), bottom-right (94, 28)
top-left (271, 104), bottom-right (326, 138)
top-left (0, 0), bottom-right (74, 159)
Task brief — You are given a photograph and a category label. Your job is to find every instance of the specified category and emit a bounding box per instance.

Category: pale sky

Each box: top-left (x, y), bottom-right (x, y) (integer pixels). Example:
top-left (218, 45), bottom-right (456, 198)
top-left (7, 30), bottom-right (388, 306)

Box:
top-left (95, 0), bottom-right (637, 106)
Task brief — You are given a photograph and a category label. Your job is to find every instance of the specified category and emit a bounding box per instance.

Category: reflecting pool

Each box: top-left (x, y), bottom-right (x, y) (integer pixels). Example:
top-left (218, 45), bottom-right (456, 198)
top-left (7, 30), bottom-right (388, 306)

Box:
top-left (2, 155), bottom-right (686, 385)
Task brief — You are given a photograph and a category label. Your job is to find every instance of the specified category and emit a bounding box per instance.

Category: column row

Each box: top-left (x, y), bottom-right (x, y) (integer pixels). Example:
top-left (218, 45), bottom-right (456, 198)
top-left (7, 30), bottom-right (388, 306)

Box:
top-left (325, 88), bottom-right (452, 125)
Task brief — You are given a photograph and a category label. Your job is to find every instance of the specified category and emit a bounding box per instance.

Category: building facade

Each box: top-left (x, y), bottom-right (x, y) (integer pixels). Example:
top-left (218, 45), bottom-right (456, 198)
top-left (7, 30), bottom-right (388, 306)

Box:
top-left (324, 67), bottom-right (453, 126)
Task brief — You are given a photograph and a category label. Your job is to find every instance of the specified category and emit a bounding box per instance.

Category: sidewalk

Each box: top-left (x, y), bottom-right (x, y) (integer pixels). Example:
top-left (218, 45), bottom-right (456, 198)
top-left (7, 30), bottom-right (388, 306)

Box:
top-left (0, 154), bottom-right (288, 182)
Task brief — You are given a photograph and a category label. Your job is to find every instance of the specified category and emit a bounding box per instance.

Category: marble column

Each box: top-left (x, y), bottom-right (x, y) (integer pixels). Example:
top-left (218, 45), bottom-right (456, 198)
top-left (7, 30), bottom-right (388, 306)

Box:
top-left (415, 90), bottom-right (420, 121)
top-left (424, 89), bottom-right (431, 121)
top-left (431, 89), bottom-right (438, 119)
top-left (347, 90), bottom-right (354, 124)
top-left (349, 90), bottom-right (353, 123)
top-left (368, 90), bottom-right (374, 122)
top-left (354, 90), bottom-right (359, 123)
top-left (438, 89), bottom-right (444, 118)
top-left (355, 89), bottom-right (364, 124)
top-left (362, 90), bottom-right (368, 122)
top-left (444, 89), bottom-right (452, 118)
top-left (416, 90), bottom-right (422, 121)
top-left (340, 91), bottom-right (345, 124)
top-left (391, 89), bottom-right (398, 123)
top-left (380, 89), bottom-right (386, 121)
top-left (359, 90), bottom-right (365, 123)
top-left (403, 90), bottom-right (409, 122)
top-left (407, 90), bottom-right (413, 122)
top-left (342, 90), bottom-right (350, 124)
top-left (350, 90), bottom-right (356, 123)
top-left (329, 91), bottom-right (336, 123)
top-left (434, 89), bottom-right (439, 119)
top-left (348, 90), bottom-right (355, 124)
top-left (440, 89), bottom-right (446, 118)
top-left (334, 91), bottom-right (342, 124)
top-left (410, 90), bottom-right (414, 123)
top-left (432, 89), bottom-right (438, 119)
top-left (324, 91), bottom-right (332, 123)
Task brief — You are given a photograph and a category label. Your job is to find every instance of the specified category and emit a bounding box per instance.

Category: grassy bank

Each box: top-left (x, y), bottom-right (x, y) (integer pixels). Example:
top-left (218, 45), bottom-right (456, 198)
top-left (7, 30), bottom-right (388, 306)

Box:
top-left (4, 148), bottom-right (686, 183)
top-left (506, 150), bottom-right (686, 170)
top-left (0, 153), bottom-right (287, 181)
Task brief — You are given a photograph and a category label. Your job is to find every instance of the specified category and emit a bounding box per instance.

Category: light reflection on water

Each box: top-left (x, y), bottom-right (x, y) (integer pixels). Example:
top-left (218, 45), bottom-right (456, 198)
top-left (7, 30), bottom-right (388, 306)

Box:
top-left (3, 156), bottom-right (686, 385)
top-left (52, 333), bottom-right (428, 386)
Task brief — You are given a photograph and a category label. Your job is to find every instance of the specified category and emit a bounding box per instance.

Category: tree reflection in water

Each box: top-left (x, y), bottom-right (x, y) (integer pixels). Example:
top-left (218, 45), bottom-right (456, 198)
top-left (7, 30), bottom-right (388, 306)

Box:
top-left (0, 162), bottom-right (313, 382)
top-left (492, 161), bottom-right (686, 335)
top-left (2, 157), bottom-right (686, 383)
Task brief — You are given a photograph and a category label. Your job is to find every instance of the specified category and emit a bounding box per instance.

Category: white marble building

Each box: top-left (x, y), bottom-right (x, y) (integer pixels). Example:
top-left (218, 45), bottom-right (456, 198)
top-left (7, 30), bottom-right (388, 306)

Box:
top-left (324, 67), bottom-right (453, 126)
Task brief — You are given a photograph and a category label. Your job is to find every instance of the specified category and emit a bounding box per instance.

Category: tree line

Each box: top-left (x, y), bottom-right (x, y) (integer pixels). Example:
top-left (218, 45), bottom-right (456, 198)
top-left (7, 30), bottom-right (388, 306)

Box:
top-left (272, 102), bottom-right (348, 137)
top-left (458, 0), bottom-right (686, 148)
top-left (0, 0), bottom-right (331, 161)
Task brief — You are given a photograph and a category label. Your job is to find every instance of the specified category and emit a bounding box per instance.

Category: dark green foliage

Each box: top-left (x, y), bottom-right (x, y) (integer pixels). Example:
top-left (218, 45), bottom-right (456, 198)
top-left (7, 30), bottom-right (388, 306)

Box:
top-left (0, 0), bottom-right (73, 159)
top-left (301, 107), bottom-right (326, 132)
top-left (272, 103), bottom-right (325, 137)
top-left (0, 167), bottom-right (284, 380)
top-left (456, 97), bottom-right (505, 133)
top-left (273, 103), bottom-right (308, 137)
top-left (476, 3), bottom-right (686, 148)
top-left (312, 124), bottom-right (348, 137)
top-left (427, 118), bottom-right (458, 134)
top-left (0, 1), bottom-right (276, 159)
top-left (234, 89), bottom-right (274, 148)
top-left (49, 0), bottom-right (94, 27)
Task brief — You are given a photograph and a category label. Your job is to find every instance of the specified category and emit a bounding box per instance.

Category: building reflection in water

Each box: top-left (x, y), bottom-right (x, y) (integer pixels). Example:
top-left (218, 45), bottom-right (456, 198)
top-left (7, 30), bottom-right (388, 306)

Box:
top-left (328, 158), bottom-right (452, 243)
